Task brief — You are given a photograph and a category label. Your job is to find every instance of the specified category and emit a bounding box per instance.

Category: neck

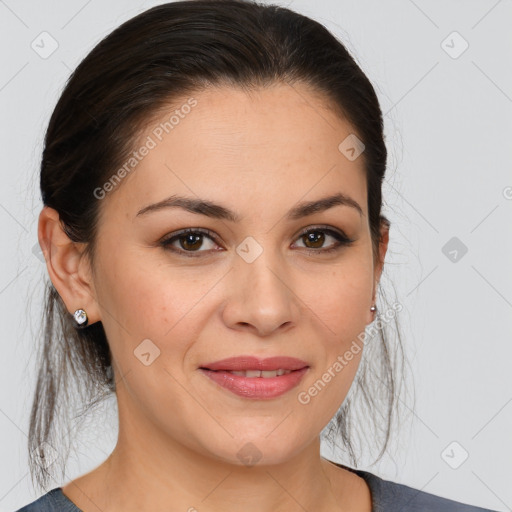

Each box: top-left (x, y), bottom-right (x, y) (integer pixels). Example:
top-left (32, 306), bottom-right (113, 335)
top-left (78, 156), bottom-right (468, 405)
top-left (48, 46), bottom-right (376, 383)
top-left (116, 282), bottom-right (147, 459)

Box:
top-left (61, 389), bottom-right (369, 512)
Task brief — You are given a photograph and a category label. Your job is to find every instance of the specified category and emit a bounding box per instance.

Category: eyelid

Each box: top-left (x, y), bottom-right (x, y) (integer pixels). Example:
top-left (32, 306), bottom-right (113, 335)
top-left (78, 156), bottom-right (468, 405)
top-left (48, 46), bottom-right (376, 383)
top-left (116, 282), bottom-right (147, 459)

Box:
top-left (294, 224), bottom-right (352, 241)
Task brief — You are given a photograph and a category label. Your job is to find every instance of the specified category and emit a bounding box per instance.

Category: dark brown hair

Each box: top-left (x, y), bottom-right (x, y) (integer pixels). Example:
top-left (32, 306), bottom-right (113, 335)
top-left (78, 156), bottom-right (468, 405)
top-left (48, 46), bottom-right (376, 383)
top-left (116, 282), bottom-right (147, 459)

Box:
top-left (30, 0), bottom-right (409, 491)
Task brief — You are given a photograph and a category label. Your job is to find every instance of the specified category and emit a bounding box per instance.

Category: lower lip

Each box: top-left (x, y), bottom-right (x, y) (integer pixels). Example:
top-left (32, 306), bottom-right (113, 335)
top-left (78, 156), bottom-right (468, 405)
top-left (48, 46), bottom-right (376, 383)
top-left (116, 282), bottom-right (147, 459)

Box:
top-left (199, 367), bottom-right (309, 399)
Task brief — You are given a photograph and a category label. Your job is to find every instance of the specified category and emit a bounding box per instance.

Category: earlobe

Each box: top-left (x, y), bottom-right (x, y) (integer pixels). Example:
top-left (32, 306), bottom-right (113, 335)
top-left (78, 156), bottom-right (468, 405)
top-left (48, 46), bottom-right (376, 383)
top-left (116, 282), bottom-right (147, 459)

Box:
top-left (37, 206), bottom-right (99, 324)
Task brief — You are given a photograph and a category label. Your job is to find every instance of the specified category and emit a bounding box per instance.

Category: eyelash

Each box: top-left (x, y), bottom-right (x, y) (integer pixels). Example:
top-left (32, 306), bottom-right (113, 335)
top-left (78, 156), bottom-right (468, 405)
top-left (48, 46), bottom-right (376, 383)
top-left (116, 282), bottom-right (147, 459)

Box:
top-left (159, 225), bottom-right (355, 258)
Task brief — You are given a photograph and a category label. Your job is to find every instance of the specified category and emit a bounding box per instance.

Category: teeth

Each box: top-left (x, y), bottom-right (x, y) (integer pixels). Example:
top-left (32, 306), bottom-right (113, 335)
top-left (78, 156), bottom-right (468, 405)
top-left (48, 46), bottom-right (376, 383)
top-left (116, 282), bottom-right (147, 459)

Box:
top-left (226, 369), bottom-right (293, 378)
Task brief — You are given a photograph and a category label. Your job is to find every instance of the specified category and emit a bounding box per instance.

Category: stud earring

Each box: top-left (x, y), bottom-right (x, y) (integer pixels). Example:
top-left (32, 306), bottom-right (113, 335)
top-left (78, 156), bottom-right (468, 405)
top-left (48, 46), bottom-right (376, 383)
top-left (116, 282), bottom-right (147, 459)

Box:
top-left (73, 309), bottom-right (88, 328)
top-left (370, 305), bottom-right (377, 312)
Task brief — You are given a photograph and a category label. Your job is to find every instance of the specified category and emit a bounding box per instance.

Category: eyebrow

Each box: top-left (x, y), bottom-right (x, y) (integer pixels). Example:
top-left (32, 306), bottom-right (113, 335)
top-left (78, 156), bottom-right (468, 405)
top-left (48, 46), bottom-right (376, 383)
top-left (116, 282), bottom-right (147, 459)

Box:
top-left (135, 192), bottom-right (363, 221)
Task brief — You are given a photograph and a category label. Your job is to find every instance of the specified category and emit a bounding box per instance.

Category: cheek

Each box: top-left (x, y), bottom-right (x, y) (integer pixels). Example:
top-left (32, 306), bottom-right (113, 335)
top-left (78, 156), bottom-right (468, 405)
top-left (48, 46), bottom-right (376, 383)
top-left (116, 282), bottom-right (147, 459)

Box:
top-left (94, 249), bottom-right (230, 405)
top-left (94, 253), bottom-right (209, 429)
top-left (294, 257), bottom-right (372, 405)
top-left (298, 257), bottom-right (374, 339)
top-left (96, 248), bottom-right (211, 337)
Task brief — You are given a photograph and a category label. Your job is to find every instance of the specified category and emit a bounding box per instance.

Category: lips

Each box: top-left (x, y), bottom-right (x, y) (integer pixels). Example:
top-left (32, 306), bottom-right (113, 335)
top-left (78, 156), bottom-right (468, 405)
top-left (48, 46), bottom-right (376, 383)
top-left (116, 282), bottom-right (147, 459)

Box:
top-left (199, 364), bottom-right (310, 399)
top-left (199, 356), bottom-right (309, 372)
top-left (199, 356), bottom-right (310, 399)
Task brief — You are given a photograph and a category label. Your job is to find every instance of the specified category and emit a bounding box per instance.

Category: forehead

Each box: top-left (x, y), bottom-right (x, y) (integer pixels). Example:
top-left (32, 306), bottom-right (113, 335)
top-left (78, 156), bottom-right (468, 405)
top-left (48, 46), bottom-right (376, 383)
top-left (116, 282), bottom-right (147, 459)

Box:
top-left (101, 83), bottom-right (367, 219)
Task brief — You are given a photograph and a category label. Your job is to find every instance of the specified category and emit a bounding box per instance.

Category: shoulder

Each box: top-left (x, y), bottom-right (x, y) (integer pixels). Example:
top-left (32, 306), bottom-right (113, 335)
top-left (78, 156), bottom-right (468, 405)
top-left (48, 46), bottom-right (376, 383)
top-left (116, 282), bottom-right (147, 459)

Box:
top-left (358, 469), bottom-right (500, 512)
top-left (15, 487), bottom-right (81, 512)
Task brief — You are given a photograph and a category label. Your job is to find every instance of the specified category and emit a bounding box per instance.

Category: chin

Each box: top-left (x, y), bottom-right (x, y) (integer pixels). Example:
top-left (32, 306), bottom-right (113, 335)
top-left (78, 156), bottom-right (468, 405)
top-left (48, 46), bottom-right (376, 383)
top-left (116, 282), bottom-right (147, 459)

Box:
top-left (202, 434), bottom-right (306, 469)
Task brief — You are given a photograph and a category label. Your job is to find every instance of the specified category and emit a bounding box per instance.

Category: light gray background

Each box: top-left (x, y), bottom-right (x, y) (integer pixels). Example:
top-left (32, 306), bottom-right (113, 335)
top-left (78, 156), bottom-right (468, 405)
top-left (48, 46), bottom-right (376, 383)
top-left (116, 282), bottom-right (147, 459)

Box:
top-left (1, 0), bottom-right (511, 510)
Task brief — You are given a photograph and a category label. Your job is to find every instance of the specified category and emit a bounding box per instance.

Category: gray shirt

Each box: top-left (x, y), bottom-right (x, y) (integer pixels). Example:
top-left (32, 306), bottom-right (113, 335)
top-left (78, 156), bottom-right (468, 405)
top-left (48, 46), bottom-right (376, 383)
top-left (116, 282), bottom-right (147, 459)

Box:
top-left (15, 464), bottom-right (499, 512)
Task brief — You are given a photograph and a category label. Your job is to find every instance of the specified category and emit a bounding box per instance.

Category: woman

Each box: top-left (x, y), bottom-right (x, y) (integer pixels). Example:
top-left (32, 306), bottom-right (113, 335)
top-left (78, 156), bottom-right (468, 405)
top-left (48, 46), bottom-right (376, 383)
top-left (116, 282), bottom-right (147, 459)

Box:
top-left (16, 1), bottom-right (499, 511)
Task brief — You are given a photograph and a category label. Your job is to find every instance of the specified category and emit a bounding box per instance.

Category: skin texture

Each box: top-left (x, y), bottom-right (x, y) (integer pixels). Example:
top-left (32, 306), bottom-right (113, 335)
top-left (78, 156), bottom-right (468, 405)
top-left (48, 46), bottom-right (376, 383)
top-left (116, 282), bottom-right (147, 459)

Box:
top-left (39, 82), bottom-right (389, 512)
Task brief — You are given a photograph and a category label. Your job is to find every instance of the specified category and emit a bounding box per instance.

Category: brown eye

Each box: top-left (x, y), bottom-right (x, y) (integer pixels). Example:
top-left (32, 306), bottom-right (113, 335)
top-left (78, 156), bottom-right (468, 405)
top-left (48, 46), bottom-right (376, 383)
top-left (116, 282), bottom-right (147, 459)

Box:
top-left (301, 230), bottom-right (326, 249)
top-left (293, 227), bottom-right (354, 255)
top-left (159, 226), bottom-right (354, 258)
top-left (177, 233), bottom-right (204, 251)
top-left (160, 228), bottom-right (219, 257)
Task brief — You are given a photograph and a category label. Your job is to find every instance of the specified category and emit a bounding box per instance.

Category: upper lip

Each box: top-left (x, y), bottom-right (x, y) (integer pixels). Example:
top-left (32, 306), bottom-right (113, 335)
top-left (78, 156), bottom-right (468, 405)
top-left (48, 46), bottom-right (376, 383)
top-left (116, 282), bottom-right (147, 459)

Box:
top-left (200, 356), bottom-right (309, 372)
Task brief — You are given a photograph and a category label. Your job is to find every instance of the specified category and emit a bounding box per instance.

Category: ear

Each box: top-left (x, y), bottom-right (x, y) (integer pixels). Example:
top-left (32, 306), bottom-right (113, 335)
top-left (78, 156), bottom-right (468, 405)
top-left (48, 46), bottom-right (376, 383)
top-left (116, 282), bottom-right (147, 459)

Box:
top-left (38, 206), bottom-right (100, 325)
top-left (368, 218), bottom-right (390, 323)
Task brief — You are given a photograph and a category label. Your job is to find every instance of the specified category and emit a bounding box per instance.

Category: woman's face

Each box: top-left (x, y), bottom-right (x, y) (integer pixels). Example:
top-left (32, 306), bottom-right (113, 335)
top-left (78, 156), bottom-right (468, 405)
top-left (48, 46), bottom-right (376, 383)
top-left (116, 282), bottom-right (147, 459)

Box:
top-left (84, 83), bottom-right (388, 465)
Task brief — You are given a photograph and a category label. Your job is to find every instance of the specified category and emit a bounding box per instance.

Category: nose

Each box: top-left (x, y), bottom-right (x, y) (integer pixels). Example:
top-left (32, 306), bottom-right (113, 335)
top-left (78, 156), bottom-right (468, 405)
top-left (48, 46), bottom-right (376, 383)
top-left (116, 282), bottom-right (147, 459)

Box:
top-left (221, 249), bottom-right (300, 338)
